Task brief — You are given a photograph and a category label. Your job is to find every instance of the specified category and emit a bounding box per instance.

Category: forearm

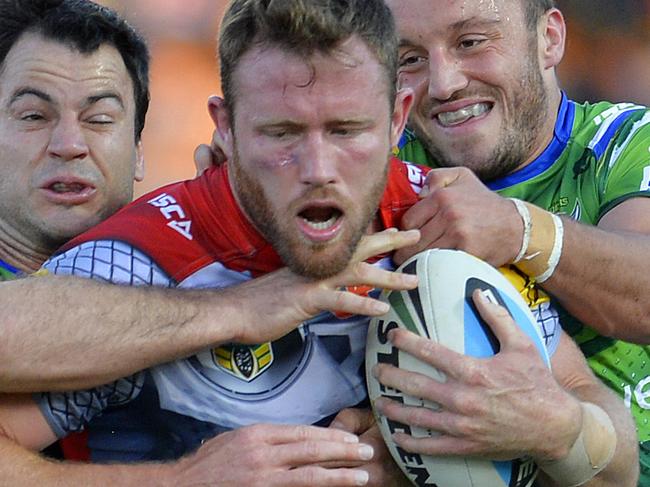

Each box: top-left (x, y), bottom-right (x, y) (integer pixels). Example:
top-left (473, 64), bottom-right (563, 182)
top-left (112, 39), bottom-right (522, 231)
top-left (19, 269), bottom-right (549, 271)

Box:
top-left (0, 435), bottom-right (175, 486)
top-left (541, 219), bottom-right (650, 342)
top-left (0, 276), bottom-right (245, 392)
top-left (541, 334), bottom-right (640, 487)
top-left (538, 387), bottom-right (638, 487)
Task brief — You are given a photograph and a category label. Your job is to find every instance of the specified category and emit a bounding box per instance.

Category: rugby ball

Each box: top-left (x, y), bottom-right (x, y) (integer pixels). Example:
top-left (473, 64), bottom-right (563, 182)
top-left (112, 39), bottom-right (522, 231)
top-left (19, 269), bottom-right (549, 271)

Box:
top-left (366, 249), bottom-right (550, 487)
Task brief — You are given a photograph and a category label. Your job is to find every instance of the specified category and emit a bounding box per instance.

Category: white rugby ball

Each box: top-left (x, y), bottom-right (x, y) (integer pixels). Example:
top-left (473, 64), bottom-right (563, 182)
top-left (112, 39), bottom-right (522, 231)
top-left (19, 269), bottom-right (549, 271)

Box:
top-left (366, 249), bottom-right (550, 487)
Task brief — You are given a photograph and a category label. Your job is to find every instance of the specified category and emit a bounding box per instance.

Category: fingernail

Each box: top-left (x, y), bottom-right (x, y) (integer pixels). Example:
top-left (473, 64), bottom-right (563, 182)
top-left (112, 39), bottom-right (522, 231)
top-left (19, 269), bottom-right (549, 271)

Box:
top-left (404, 274), bottom-right (418, 286)
top-left (330, 421), bottom-right (345, 431)
top-left (371, 364), bottom-right (381, 378)
top-left (358, 444), bottom-right (374, 460)
top-left (419, 185), bottom-right (430, 198)
top-left (355, 470), bottom-right (369, 485)
top-left (343, 433), bottom-right (359, 443)
top-left (373, 397), bottom-right (385, 412)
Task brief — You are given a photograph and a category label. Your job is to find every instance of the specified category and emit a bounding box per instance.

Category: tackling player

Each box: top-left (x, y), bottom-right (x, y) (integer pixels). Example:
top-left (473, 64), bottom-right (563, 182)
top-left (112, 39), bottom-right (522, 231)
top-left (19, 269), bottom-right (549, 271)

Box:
top-left (377, 0), bottom-right (650, 483)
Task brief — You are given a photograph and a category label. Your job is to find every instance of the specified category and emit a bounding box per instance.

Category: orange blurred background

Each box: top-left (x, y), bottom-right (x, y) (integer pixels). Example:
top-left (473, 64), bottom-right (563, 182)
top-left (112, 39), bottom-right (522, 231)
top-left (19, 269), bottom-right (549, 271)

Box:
top-left (98, 0), bottom-right (650, 197)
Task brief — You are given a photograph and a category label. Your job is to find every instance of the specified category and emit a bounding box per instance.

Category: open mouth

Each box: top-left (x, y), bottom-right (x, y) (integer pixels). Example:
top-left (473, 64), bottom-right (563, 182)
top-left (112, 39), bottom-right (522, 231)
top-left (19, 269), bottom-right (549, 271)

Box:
top-left (299, 206), bottom-right (343, 231)
top-left (436, 102), bottom-right (492, 127)
top-left (48, 182), bottom-right (92, 194)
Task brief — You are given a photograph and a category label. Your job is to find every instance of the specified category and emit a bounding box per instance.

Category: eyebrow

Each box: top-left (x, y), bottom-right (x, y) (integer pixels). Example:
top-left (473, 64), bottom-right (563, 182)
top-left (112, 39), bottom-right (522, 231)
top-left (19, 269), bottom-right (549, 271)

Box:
top-left (9, 88), bottom-right (124, 110)
top-left (9, 88), bottom-right (52, 105)
top-left (398, 17), bottom-right (502, 48)
top-left (85, 92), bottom-right (125, 110)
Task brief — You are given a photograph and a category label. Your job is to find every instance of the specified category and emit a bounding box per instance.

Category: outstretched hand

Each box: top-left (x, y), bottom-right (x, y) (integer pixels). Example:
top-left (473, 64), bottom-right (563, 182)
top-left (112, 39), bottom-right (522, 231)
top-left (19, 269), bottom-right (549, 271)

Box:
top-left (232, 228), bottom-right (420, 345)
top-left (171, 423), bottom-right (375, 486)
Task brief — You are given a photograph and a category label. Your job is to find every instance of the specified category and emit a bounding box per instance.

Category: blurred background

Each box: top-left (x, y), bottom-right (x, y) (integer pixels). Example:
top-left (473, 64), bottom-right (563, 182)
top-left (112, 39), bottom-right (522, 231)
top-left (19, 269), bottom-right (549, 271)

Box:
top-left (97, 0), bottom-right (650, 197)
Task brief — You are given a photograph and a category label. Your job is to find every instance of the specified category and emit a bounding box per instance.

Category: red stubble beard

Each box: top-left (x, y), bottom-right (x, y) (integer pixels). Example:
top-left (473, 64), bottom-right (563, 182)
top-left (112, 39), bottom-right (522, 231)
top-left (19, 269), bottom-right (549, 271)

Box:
top-left (229, 151), bottom-right (389, 279)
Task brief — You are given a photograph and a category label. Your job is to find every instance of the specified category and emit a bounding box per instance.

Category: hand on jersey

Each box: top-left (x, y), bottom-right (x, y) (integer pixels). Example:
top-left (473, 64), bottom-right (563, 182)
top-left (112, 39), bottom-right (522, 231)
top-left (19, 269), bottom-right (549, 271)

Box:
top-left (372, 290), bottom-right (582, 463)
top-left (233, 228), bottom-right (420, 344)
top-left (171, 423), bottom-right (375, 486)
top-left (328, 408), bottom-right (411, 487)
top-left (393, 167), bottom-right (523, 266)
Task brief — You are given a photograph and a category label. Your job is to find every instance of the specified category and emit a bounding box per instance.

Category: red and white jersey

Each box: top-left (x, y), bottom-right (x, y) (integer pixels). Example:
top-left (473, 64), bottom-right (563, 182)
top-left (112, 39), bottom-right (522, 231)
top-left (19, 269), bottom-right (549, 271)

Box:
top-left (38, 159), bottom-right (429, 461)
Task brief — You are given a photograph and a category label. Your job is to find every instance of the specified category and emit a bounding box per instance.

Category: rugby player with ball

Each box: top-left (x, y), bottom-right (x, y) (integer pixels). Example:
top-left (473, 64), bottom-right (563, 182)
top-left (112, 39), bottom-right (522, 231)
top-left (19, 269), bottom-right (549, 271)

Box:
top-left (0, 0), bottom-right (637, 486)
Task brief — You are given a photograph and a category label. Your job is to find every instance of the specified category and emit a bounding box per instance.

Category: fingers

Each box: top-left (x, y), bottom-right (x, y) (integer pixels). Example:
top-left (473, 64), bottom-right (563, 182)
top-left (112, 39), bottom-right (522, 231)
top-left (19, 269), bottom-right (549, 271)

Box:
top-left (335, 261), bottom-right (418, 291)
top-left (271, 438), bottom-right (374, 467)
top-left (372, 361), bottom-right (456, 412)
top-left (193, 144), bottom-right (214, 176)
top-left (352, 229), bottom-right (420, 262)
top-left (471, 289), bottom-right (525, 349)
top-left (272, 465), bottom-right (370, 486)
top-left (330, 408), bottom-right (375, 434)
top-left (384, 328), bottom-right (471, 382)
top-left (251, 423), bottom-right (360, 445)
top-left (423, 167), bottom-right (464, 191)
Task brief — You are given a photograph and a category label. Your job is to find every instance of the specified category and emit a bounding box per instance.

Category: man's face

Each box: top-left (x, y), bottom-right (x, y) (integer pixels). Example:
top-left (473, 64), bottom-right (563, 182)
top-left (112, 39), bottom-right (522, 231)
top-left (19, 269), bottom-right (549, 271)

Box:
top-left (221, 37), bottom-right (409, 278)
top-left (387, 0), bottom-right (555, 181)
top-left (0, 33), bottom-right (144, 252)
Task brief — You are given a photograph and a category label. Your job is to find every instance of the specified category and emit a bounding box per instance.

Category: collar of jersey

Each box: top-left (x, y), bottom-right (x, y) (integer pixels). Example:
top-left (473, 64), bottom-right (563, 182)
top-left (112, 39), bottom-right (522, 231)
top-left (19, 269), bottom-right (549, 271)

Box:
top-left (0, 258), bottom-right (20, 275)
top-left (487, 91), bottom-right (574, 191)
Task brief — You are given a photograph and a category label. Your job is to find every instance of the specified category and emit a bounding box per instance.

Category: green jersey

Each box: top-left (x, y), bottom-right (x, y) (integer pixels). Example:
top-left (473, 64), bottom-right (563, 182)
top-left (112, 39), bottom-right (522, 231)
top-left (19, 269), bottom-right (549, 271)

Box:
top-left (399, 93), bottom-right (650, 482)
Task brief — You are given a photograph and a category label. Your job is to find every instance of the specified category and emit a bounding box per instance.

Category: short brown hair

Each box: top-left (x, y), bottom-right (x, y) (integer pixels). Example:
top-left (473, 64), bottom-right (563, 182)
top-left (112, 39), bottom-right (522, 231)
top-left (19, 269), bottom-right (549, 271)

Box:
top-left (522, 0), bottom-right (557, 29)
top-left (218, 0), bottom-right (397, 114)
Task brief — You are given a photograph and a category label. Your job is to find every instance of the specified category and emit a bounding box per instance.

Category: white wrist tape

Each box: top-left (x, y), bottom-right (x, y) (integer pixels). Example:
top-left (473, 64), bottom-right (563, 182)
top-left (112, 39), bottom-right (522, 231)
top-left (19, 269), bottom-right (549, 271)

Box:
top-left (538, 402), bottom-right (616, 487)
top-left (511, 201), bottom-right (564, 283)
top-left (509, 198), bottom-right (531, 264)
top-left (535, 213), bottom-right (563, 283)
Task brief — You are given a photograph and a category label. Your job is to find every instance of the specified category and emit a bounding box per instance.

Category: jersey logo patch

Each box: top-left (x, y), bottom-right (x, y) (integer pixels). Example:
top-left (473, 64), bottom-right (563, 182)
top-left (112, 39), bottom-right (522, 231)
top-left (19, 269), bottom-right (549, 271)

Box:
top-left (148, 193), bottom-right (193, 240)
top-left (211, 343), bottom-right (274, 381)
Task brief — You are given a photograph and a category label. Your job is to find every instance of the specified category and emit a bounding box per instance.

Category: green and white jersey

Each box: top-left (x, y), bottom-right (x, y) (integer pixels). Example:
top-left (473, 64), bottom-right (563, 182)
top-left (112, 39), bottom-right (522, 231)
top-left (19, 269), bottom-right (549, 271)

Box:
top-left (399, 93), bottom-right (650, 479)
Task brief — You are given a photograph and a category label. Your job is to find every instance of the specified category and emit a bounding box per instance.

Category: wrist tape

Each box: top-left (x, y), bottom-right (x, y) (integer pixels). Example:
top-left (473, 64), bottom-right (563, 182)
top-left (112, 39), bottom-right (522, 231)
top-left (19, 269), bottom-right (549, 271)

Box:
top-left (538, 402), bottom-right (617, 486)
top-left (509, 198), bottom-right (564, 283)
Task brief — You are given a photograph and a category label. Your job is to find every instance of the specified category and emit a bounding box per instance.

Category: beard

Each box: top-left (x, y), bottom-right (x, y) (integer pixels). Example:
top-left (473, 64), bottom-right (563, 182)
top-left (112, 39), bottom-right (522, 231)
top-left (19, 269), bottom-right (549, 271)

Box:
top-left (229, 149), bottom-right (389, 279)
top-left (412, 41), bottom-right (549, 182)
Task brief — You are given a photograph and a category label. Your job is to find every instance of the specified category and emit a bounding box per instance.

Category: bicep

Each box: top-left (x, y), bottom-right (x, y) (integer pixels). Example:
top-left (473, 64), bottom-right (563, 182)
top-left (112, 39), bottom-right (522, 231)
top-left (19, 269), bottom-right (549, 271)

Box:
top-left (0, 394), bottom-right (57, 450)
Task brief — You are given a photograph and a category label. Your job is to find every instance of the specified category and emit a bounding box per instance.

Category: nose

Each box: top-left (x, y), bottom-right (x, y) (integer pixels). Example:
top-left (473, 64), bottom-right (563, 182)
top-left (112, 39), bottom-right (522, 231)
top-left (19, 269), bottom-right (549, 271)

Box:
top-left (298, 133), bottom-right (338, 187)
top-left (427, 47), bottom-right (469, 101)
top-left (47, 115), bottom-right (89, 161)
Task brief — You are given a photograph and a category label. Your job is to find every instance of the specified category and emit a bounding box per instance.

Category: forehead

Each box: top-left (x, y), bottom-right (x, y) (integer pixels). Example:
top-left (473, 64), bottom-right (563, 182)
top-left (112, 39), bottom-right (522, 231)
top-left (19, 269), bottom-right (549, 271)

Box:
top-left (0, 32), bottom-right (133, 107)
top-left (230, 37), bottom-right (390, 122)
top-left (386, 0), bottom-right (525, 39)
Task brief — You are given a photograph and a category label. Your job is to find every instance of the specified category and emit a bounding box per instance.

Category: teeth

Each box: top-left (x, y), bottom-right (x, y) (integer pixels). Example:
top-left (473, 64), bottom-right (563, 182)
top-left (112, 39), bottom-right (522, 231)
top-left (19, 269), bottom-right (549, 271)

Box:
top-left (303, 214), bottom-right (338, 230)
top-left (437, 103), bottom-right (490, 126)
top-left (51, 182), bottom-right (84, 193)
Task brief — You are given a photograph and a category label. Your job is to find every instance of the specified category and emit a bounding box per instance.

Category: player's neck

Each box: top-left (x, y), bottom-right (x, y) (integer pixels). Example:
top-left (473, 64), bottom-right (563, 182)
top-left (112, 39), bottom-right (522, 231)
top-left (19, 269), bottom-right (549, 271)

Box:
top-left (516, 88), bottom-right (563, 172)
top-left (0, 224), bottom-right (52, 273)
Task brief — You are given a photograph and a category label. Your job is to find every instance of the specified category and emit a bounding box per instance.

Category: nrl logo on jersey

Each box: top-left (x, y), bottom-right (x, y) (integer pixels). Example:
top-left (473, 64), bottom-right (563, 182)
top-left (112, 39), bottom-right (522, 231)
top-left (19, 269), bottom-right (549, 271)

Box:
top-left (211, 343), bottom-right (274, 381)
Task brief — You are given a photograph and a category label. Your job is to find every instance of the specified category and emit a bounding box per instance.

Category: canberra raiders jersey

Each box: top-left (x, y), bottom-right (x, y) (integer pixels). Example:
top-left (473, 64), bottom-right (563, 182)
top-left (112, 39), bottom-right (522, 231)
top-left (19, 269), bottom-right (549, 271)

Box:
top-left (37, 159), bottom-right (561, 463)
top-left (399, 93), bottom-right (650, 464)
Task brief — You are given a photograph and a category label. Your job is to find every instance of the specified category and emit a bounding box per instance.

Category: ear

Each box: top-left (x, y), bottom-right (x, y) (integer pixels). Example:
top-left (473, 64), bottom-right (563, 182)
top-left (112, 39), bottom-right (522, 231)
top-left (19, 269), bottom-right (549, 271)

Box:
top-left (207, 95), bottom-right (234, 160)
top-left (539, 8), bottom-right (566, 70)
top-left (134, 140), bottom-right (145, 182)
top-left (389, 87), bottom-right (414, 149)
